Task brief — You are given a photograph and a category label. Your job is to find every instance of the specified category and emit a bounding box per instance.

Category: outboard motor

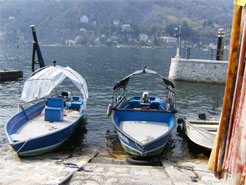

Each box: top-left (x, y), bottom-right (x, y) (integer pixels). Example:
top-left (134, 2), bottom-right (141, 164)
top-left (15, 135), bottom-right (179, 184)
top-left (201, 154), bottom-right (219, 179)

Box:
top-left (61, 91), bottom-right (71, 101)
top-left (141, 92), bottom-right (149, 103)
top-left (198, 113), bottom-right (206, 120)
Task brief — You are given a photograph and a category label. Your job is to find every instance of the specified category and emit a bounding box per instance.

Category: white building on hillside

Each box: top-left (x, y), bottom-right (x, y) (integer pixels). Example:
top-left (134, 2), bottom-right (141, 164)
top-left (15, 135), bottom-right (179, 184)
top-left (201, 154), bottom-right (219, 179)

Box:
top-left (139, 34), bottom-right (148, 42)
top-left (80, 15), bottom-right (89, 24)
top-left (122, 24), bottom-right (131, 32)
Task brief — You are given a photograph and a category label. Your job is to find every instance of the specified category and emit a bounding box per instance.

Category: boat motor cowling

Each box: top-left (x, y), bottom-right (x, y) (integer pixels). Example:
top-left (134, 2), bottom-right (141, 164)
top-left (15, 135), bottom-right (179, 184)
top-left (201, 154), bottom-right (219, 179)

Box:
top-left (141, 92), bottom-right (149, 103)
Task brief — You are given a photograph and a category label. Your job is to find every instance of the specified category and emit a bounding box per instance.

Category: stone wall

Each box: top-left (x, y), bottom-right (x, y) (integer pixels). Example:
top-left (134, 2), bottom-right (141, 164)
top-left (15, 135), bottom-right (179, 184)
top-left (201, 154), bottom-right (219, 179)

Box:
top-left (168, 57), bottom-right (228, 84)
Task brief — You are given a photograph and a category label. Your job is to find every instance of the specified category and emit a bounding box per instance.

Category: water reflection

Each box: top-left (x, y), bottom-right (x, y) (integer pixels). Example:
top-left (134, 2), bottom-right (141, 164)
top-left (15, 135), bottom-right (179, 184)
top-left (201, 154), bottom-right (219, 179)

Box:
top-left (175, 81), bottom-right (224, 120)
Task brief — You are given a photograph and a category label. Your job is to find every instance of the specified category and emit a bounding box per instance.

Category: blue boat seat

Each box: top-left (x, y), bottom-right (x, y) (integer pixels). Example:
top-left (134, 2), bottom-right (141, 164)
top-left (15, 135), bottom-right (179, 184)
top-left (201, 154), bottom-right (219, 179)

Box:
top-left (70, 102), bottom-right (82, 110)
top-left (45, 98), bottom-right (64, 122)
top-left (130, 100), bottom-right (140, 109)
top-left (140, 102), bottom-right (150, 107)
top-left (46, 97), bottom-right (64, 109)
top-left (150, 101), bottom-right (160, 110)
top-left (69, 96), bottom-right (83, 110)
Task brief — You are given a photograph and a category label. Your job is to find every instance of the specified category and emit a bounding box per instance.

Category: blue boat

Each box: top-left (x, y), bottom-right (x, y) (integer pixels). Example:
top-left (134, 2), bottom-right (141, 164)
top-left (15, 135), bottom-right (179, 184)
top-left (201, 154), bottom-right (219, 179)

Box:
top-left (4, 65), bottom-right (88, 157)
top-left (107, 68), bottom-right (176, 157)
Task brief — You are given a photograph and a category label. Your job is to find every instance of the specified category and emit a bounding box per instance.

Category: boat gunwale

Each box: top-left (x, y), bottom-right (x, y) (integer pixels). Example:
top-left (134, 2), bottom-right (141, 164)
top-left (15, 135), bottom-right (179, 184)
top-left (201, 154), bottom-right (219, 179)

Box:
top-left (188, 120), bottom-right (219, 125)
top-left (184, 119), bottom-right (219, 133)
top-left (4, 101), bottom-right (45, 145)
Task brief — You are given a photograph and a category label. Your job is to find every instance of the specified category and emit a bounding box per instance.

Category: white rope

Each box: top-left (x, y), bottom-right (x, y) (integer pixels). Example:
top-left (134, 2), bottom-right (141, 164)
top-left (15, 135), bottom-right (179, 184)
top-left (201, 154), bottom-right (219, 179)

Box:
top-left (16, 138), bottom-right (31, 154)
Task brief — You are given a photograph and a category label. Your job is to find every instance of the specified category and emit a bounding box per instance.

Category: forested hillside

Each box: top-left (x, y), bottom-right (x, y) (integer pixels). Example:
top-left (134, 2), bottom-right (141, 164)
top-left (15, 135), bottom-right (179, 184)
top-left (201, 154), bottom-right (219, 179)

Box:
top-left (0, 0), bottom-right (233, 46)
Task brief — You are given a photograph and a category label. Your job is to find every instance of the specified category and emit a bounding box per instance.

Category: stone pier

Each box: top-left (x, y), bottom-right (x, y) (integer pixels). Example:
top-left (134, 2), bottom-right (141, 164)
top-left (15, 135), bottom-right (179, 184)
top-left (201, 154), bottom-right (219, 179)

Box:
top-left (168, 57), bottom-right (228, 84)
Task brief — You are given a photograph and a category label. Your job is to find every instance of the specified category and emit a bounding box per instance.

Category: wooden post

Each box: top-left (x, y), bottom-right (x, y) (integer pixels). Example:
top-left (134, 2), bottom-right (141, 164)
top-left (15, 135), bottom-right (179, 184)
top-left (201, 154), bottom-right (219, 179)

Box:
top-left (31, 25), bottom-right (45, 72)
top-left (216, 28), bottom-right (225, 60)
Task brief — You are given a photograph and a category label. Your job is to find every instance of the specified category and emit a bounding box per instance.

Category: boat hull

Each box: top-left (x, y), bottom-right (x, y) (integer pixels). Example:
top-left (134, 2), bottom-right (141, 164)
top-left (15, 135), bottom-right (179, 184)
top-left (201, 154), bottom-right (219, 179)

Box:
top-left (183, 119), bottom-right (218, 150)
top-left (5, 99), bottom-right (84, 157)
top-left (11, 120), bottom-right (81, 157)
top-left (118, 130), bottom-right (169, 156)
top-left (112, 107), bottom-right (175, 157)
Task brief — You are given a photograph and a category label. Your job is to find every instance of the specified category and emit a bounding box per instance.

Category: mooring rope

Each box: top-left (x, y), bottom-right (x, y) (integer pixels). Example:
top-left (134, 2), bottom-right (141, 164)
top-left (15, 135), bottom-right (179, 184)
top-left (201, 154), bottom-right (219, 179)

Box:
top-left (16, 137), bottom-right (31, 154)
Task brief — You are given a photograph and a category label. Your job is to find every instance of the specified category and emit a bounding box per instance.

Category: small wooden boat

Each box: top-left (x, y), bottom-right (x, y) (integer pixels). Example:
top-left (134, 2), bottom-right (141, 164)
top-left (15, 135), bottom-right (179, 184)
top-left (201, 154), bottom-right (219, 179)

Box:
top-left (4, 65), bottom-right (88, 157)
top-left (181, 118), bottom-right (219, 150)
top-left (107, 68), bottom-right (176, 157)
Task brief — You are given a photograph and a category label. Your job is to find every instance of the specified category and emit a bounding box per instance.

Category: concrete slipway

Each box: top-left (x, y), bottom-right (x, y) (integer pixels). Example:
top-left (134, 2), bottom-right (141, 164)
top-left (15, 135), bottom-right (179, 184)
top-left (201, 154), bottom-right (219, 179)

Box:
top-left (0, 144), bottom-right (230, 185)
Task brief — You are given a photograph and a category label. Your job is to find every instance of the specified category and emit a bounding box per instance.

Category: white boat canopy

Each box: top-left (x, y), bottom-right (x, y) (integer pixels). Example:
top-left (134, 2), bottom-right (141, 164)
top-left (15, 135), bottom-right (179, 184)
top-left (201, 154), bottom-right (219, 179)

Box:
top-left (21, 66), bottom-right (88, 107)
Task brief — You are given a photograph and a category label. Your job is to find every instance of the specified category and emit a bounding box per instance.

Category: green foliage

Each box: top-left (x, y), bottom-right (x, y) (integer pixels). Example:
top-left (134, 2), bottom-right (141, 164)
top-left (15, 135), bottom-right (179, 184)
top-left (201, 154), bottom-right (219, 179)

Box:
top-left (153, 37), bottom-right (162, 46)
top-left (165, 23), bottom-right (177, 37)
top-left (0, 0), bottom-right (233, 45)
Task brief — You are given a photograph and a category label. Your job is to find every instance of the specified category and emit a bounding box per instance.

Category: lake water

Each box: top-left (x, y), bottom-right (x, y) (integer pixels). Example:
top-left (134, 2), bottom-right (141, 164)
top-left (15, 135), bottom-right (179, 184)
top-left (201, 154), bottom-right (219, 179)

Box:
top-left (0, 44), bottom-right (225, 159)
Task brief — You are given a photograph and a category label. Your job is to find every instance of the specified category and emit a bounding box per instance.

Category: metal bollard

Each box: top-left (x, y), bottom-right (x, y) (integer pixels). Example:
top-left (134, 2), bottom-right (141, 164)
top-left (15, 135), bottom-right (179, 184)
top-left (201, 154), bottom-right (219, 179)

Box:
top-left (216, 28), bottom-right (225, 60)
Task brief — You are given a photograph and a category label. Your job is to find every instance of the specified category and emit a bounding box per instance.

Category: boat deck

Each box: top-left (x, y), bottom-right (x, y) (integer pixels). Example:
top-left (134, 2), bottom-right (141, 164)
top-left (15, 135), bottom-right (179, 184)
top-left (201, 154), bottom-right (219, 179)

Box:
top-left (12, 109), bottom-right (80, 141)
top-left (120, 121), bottom-right (169, 144)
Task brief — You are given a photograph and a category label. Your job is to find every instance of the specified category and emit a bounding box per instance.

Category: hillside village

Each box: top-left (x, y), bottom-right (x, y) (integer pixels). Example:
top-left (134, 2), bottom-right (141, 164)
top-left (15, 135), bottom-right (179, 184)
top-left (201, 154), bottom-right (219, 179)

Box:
top-left (64, 15), bottom-right (178, 47)
top-left (0, 0), bottom-right (233, 49)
